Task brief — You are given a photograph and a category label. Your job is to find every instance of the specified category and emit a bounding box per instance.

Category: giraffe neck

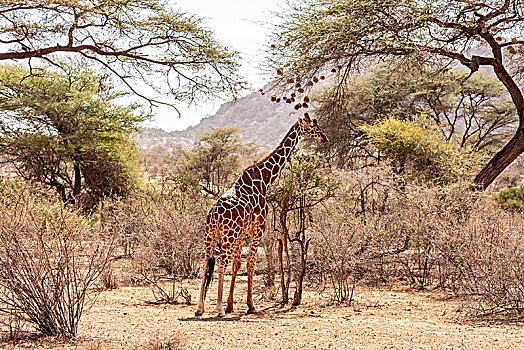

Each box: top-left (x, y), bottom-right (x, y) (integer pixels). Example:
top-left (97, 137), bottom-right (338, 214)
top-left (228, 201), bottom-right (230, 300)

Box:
top-left (258, 122), bottom-right (301, 186)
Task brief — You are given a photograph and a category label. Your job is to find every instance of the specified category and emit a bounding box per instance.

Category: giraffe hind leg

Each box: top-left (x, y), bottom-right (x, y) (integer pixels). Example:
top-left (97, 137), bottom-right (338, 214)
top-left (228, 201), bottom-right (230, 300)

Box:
top-left (195, 223), bottom-right (219, 316)
top-left (216, 236), bottom-right (234, 317)
top-left (195, 258), bottom-right (213, 316)
top-left (226, 235), bottom-right (244, 313)
top-left (247, 222), bottom-right (265, 314)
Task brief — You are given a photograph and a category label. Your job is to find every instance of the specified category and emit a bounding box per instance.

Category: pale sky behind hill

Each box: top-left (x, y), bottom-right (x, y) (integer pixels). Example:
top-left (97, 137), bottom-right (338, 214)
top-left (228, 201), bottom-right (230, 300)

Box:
top-left (146, 0), bottom-right (283, 131)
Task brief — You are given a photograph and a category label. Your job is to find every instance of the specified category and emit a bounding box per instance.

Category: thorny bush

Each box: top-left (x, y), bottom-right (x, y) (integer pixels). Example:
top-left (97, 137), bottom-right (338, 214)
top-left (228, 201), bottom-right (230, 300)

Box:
top-left (98, 187), bottom-right (210, 303)
top-left (0, 181), bottom-right (113, 338)
top-left (266, 165), bottom-right (524, 320)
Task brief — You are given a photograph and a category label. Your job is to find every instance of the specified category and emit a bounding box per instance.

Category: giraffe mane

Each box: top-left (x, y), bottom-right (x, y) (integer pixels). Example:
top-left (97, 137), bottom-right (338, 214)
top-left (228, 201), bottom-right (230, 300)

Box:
top-left (244, 121), bottom-right (299, 171)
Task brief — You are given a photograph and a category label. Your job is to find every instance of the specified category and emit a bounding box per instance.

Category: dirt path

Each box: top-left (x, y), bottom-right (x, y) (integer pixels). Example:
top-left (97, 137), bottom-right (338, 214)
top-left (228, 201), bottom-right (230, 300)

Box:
top-left (2, 278), bottom-right (523, 349)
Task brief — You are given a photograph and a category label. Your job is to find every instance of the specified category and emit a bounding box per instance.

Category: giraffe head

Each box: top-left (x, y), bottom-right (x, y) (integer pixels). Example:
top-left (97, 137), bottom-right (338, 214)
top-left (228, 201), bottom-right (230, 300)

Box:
top-left (298, 114), bottom-right (328, 142)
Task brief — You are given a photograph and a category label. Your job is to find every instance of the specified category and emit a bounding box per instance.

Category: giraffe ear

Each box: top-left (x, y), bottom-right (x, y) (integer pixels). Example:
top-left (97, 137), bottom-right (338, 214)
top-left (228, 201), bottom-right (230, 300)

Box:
top-left (298, 117), bottom-right (303, 124)
top-left (303, 113), bottom-right (312, 124)
top-left (313, 119), bottom-right (318, 126)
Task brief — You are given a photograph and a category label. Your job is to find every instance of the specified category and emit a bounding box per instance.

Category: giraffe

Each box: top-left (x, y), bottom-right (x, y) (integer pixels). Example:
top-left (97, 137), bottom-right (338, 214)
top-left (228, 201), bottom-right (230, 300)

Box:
top-left (195, 114), bottom-right (328, 317)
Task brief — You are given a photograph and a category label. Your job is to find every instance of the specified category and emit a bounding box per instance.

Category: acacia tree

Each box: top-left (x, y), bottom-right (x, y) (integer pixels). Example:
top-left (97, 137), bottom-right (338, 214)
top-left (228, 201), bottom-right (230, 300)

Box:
top-left (311, 64), bottom-right (516, 167)
top-left (268, 153), bottom-right (338, 305)
top-left (269, 0), bottom-right (524, 189)
top-left (0, 64), bottom-right (144, 205)
top-left (165, 128), bottom-right (255, 197)
top-left (0, 0), bottom-right (244, 110)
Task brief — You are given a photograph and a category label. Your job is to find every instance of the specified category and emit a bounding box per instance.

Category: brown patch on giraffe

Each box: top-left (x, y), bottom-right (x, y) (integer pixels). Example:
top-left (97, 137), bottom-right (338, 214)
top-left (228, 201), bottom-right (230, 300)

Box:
top-left (241, 173), bottom-right (253, 186)
top-left (261, 168), bottom-right (271, 183)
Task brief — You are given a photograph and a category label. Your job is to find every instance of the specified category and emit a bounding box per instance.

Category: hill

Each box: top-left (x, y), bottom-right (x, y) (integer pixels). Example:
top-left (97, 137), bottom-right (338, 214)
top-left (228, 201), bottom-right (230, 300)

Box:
top-left (137, 91), bottom-right (301, 150)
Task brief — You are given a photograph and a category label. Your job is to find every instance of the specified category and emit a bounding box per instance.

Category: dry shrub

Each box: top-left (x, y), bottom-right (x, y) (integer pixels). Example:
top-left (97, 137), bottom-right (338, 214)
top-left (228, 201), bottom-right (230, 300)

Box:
top-left (0, 301), bottom-right (28, 342)
top-left (433, 194), bottom-right (524, 319)
top-left (98, 267), bottom-right (119, 290)
top-left (0, 182), bottom-right (113, 338)
top-left (306, 166), bottom-right (524, 320)
top-left (99, 187), bottom-right (209, 302)
top-left (310, 207), bottom-right (364, 304)
top-left (310, 195), bottom-right (410, 303)
top-left (138, 331), bottom-right (187, 350)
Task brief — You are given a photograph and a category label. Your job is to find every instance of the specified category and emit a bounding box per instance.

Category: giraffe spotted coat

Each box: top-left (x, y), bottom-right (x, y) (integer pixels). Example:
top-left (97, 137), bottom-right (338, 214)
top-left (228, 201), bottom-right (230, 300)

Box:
top-left (196, 115), bottom-right (328, 317)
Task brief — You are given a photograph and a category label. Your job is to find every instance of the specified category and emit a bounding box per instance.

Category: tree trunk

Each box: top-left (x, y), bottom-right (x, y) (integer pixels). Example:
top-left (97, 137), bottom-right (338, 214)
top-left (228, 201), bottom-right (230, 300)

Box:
top-left (474, 128), bottom-right (524, 190)
top-left (284, 233), bottom-right (292, 304)
top-left (263, 238), bottom-right (276, 287)
top-left (472, 52), bottom-right (524, 190)
top-left (73, 163), bottom-right (81, 197)
top-left (292, 239), bottom-right (309, 307)
top-left (277, 238), bottom-right (288, 304)
top-left (52, 181), bottom-right (67, 203)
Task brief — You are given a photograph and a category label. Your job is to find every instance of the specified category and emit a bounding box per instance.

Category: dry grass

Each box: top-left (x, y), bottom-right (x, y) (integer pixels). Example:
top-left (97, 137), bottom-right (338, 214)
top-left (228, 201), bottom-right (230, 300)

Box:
top-left (3, 278), bottom-right (522, 350)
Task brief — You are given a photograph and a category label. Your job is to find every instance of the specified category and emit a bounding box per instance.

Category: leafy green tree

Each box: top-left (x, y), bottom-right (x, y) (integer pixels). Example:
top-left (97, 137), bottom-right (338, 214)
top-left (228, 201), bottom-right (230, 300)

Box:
top-left (166, 128), bottom-right (255, 196)
top-left (360, 116), bottom-right (483, 185)
top-left (494, 186), bottom-right (524, 211)
top-left (0, 64), bottom-right (144, 205)
top-left (269, 0), bottom-right (524, 189)
top-left (312, 64), bottom-right (516, 167)
top-left (268, 152), bottom-right (338, 305)
top-left (0, 0), bottom-right (244, 109)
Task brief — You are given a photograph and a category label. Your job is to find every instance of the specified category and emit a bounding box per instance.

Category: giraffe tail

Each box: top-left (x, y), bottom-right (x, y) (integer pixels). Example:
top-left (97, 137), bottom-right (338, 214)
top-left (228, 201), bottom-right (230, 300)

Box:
top-left (203, 257), bottom-right (215, 299)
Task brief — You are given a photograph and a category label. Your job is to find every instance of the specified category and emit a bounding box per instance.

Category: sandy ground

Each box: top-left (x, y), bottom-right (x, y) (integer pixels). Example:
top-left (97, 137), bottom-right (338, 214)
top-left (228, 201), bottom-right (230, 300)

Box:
top-left (1, 276), bottom-right (524, 350)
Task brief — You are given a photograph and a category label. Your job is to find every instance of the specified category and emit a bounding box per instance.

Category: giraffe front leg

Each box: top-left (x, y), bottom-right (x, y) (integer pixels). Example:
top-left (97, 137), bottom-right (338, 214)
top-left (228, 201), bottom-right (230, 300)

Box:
top-left (226, 237), bottom-right (243, 313)
top-left (247, 225), bottom-right (264, 314)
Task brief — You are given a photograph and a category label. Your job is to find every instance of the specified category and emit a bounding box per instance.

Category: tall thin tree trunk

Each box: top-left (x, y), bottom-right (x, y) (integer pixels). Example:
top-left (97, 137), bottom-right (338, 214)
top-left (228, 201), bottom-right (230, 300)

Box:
top-left (473, 54), bottom-right (524, 190)
top-left (278, 238), bottom-right (287, 304)
top-left (293, 239), bottom-right (309, 306)
top-left (474, 128), bottom-right (524, 189)
top-left (73, 163), bottom-right (81, 197)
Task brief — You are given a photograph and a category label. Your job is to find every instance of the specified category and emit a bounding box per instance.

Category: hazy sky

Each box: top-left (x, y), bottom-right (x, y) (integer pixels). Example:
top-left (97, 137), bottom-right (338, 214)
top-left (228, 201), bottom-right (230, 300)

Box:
top-left (146, 0), bottom-right (283, 131)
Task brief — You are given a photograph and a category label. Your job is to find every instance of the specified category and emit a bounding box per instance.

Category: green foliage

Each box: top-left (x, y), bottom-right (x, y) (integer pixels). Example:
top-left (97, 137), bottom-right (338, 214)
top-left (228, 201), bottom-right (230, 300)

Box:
top-left (361, 116), bottom-right (483, 184)
top-left (82, 138), bottom-right (142, 204)
top-left (414, 70), bottom-right (516, 151)
top-left (269, 0), bottom-right (523, 85)
top-left (166, 128), bottom-right (254, 196)
top-left (494, 186), bottom-right (524, 211)
top-left (0, 0), bottom-right (245, 107)
top-left (0, 64), bottom-right (145, 205)
top-left (268, 151), bottom-right (339, 305)
top-left (312, 63), bottom-right (516, 167)
top-left (268, 0), bottom-right (524, 189)
top-left (270, 153), bottom-right (339, 210)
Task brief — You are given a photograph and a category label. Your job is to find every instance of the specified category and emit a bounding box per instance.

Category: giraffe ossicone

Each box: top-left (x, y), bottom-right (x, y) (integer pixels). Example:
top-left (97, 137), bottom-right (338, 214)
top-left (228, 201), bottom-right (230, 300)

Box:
top-left (195, 114), bottom-right (328, 317)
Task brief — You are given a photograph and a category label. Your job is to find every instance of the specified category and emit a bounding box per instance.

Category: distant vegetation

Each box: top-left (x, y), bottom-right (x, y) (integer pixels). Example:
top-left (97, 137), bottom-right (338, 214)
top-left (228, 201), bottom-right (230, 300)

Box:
top-left (495, 186), bottom-right (524, 211)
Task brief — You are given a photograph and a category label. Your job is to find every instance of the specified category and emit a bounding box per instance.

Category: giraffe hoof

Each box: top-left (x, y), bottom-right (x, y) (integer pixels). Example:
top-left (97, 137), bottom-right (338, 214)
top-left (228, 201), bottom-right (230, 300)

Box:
top-left (225, 307), bottom-right (233, 314)
top-left (247, 308), bottom-right (257, 315)
top-left (195, 310), bottom-right (204, 317)
top-left (217, 312), bottom-right (226, 318)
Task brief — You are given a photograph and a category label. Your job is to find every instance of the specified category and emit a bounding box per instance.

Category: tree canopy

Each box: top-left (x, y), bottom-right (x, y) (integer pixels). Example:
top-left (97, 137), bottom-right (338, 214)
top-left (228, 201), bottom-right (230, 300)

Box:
top-left (310, 63), bottom-right (516, 167)
top-left (361, 116), bottom-right (483, 185)
top-left (0, 0), bottom-right (245, 110)
top-left (0, 64), bottom-right (144, 205)
top-left (165, 127), bottom-right (255, 197)
top-left (269, 0), bottom-right (524, 189)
